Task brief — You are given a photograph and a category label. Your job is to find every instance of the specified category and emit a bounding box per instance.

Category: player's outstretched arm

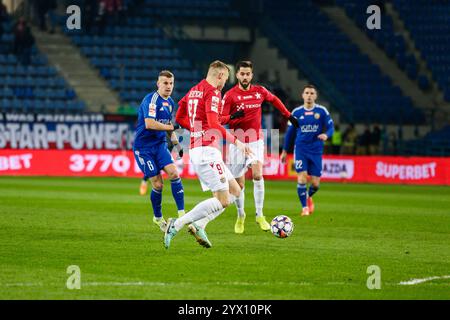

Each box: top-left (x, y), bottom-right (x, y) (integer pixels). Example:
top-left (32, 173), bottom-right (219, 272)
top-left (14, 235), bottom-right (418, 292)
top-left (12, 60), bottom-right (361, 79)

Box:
top-left (282, 122), bottom-right (296, 154)
top-left (206, 111), bottom-right (237, 144)
top-left (219, 110), bottom-right (245, 124)
top-left (266, 92), bottom-right (299, 128)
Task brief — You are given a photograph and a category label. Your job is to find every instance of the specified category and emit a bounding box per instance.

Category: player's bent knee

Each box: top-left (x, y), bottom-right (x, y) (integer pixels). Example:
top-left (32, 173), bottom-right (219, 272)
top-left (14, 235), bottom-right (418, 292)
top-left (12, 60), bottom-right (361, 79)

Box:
top-left (297, 172), bottom-right (308, 184)
top-left (152, 183), bottom-right (163, 191)
top-left (215, 190), bottom-right (232, 208)
top-left (311, 177), bottom-right (320, 188)
top-left (165, 165), bottom-right (179, 180)
top-left (229, 179), bottom-right (242, 197)
top-left (168, 171), bottom-right (180, 180)
top-left (230, 188), bottom-right (240, 198)
top-left (218, 197), bottom-right (230, 208)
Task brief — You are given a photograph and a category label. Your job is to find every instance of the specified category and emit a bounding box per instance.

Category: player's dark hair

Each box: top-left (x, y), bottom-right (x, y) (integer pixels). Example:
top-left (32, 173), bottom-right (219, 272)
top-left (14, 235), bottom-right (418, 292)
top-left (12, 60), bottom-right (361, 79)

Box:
top-left (236, 60), bottom-right (253, 71)
top-left (159, 70), bottom-right (174, 78)
top-left (303, 84), bottom-right (318, 94)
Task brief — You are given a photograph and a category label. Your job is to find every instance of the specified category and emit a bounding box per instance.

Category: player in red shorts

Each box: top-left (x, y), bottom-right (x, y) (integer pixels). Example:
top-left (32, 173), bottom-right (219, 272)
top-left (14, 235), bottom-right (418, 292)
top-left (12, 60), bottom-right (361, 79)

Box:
top-left (220, 61), bottom-right (299, 234)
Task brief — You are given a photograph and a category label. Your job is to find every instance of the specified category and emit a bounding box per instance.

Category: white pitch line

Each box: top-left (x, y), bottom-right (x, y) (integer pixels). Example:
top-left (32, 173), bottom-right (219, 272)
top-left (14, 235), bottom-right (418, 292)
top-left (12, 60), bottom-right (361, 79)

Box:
top-left (6, 278), bottom-right (448, 288)
top-left (398, 275), bottom-right (450, 286)
top-left (1, 281), bottom-right (315, 288)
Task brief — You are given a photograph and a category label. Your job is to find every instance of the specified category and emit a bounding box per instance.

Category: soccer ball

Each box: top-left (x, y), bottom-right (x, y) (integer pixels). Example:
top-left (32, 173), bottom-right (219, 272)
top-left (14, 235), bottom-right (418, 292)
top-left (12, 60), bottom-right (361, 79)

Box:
top-left (270, 215), bottom-right (294, 238)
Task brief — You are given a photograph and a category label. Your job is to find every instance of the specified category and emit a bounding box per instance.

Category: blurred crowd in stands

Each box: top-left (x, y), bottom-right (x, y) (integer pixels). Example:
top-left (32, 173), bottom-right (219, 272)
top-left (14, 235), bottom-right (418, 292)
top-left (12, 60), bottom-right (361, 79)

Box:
top-left (1, 2), bottom-right (35, 65)
top-left (27, 0), bottom-right (141, 35)
top-left (13, 17), bottom-right (35, 65)
top-left (0, 2), bottom-right (8, 37)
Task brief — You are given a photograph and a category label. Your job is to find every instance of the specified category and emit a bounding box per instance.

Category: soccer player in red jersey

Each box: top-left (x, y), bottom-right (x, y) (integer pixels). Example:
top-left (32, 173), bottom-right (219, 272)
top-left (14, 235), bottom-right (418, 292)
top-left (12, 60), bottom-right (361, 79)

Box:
top-left (164, 60), bottom-right (252, 249)
top-left (220, 61), bottom-right (299, 234)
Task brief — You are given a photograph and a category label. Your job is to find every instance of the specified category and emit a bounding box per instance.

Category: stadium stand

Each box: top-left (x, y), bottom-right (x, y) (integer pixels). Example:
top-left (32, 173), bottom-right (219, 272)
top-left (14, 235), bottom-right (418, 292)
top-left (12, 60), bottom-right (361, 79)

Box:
top-left (139, 0), bottom-right (240, 20)
top-left (0, 13), bottom-right (85, 113)
top-left (400, 125), bottom-right (450, 156)
top-left (335, 0), bottom-right (423, 84)
top-left (62, 0), bottom-right (225, 113)
top-left (392, 0), bottom-right (450, 102)
top-left (262, 0), bottom-right (425, 125)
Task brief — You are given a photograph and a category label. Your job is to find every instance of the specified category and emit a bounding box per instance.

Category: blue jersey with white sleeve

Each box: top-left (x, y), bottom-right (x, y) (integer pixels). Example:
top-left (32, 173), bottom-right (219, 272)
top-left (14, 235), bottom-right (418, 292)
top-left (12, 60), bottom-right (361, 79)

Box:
top-left (134, 91), bottom-right (175, 150)
top-left (283, 103), bottom-right (334, 154)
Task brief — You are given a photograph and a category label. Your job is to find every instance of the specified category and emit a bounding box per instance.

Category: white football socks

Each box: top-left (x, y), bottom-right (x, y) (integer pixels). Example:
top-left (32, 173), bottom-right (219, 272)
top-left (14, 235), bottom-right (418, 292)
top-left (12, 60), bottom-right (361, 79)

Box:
top-left (194, 192), bottom-right (237, 229)
top-left (253, 178), bottom-right (265, 217)
top-left (234, 187), bottom-right (245, 217)
top-left (195, 207), bottom-right (225, 229)
top-left (174, 197), bottom-right (223, 231)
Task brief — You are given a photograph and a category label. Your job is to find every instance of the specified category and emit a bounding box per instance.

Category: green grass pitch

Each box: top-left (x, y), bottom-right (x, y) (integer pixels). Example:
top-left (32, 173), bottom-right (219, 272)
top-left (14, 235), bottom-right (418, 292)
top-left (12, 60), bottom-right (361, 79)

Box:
top-left (0, 176), bottom-right (449, 299)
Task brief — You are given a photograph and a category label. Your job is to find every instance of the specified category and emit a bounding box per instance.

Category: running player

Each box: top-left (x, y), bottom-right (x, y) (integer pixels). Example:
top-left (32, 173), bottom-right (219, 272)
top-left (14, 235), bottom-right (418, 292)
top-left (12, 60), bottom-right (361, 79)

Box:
top-left (281, 85), bottom-right (334, 216)
top-left (164, 60), bottom-right (252, 249)
top-left (220, 60), bottom-right (299, 233)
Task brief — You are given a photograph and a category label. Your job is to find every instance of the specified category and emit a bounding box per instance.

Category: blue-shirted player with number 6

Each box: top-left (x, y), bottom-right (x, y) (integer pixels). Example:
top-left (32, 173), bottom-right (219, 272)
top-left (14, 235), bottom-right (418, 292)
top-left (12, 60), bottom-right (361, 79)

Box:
top-left (133, 70), bottom-right (185, 231)
top-left (281, 85), bottom-right (334, 216)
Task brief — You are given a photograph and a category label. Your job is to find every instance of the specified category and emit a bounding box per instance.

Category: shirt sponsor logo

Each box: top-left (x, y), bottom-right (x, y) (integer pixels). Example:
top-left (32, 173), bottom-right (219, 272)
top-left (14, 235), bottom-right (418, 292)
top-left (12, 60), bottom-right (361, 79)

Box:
top-left (322, 159), bottom-right (354, 179)
top-left (300, 124), bottom-right (320, 133)
top-left (244, 103), bottom-right (261, 109)
top-left (375, 161), bottom-right (437, 180)
top-left (157, 119), bottom-right (171, 124)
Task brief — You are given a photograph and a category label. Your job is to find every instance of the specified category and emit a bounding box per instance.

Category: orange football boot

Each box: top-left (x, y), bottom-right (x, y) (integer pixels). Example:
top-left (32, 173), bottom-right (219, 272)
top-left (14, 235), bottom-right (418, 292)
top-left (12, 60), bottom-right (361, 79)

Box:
top-left (307, 196), bottom-right (315, 213)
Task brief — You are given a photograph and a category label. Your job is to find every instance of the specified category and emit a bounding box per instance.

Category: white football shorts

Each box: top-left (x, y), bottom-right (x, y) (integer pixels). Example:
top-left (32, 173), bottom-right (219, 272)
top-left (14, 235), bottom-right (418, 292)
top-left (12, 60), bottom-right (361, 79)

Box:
top-left (189, 146), bottom-right (234, 192)
top-left (227, 139), bottom-right (265, 178)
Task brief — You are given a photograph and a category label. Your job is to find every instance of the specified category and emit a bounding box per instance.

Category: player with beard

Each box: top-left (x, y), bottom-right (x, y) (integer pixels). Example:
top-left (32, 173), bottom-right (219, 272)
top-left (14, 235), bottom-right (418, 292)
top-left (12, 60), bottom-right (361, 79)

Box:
top-left (219, 61), bottom-right (300, 234)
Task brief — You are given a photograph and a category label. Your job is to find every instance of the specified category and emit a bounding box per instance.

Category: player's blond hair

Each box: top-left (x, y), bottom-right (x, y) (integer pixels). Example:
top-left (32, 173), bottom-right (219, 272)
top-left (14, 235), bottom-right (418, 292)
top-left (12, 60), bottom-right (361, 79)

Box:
top-left (158, 70), bottom-right (174, 78)
top-left (207, 60), bottom-right (230, 77)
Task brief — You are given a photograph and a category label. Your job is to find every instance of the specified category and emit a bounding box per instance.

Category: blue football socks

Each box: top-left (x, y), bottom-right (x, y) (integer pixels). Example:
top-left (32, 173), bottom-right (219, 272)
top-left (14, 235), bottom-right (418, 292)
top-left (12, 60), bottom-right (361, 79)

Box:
top-left (170, 178), bottom-right (185, 212)
top-left (297, 183), bottom-right (307, 208)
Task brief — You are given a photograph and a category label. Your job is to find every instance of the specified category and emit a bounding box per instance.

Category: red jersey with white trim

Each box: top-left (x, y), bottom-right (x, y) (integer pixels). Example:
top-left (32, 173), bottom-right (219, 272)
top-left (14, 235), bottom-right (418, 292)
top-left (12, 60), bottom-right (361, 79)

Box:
top-left (222, 84), bottom-right (291, 142)
top-left (177, 79), bottom-right (234, 149)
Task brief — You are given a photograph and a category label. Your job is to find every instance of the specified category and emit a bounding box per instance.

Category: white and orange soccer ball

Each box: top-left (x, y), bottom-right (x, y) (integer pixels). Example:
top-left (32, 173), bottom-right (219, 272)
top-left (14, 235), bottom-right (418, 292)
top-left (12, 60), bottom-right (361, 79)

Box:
top-left (270, 215), bottom-right (294, 238)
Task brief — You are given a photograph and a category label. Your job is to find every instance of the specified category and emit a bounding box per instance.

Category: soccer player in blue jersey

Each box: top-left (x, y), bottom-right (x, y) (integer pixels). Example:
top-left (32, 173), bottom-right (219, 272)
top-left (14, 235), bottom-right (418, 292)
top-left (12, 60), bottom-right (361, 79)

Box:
top-left (281, 85), bottom-right (334, 216)
top-left (133, 70), bottom-right (185, 231)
